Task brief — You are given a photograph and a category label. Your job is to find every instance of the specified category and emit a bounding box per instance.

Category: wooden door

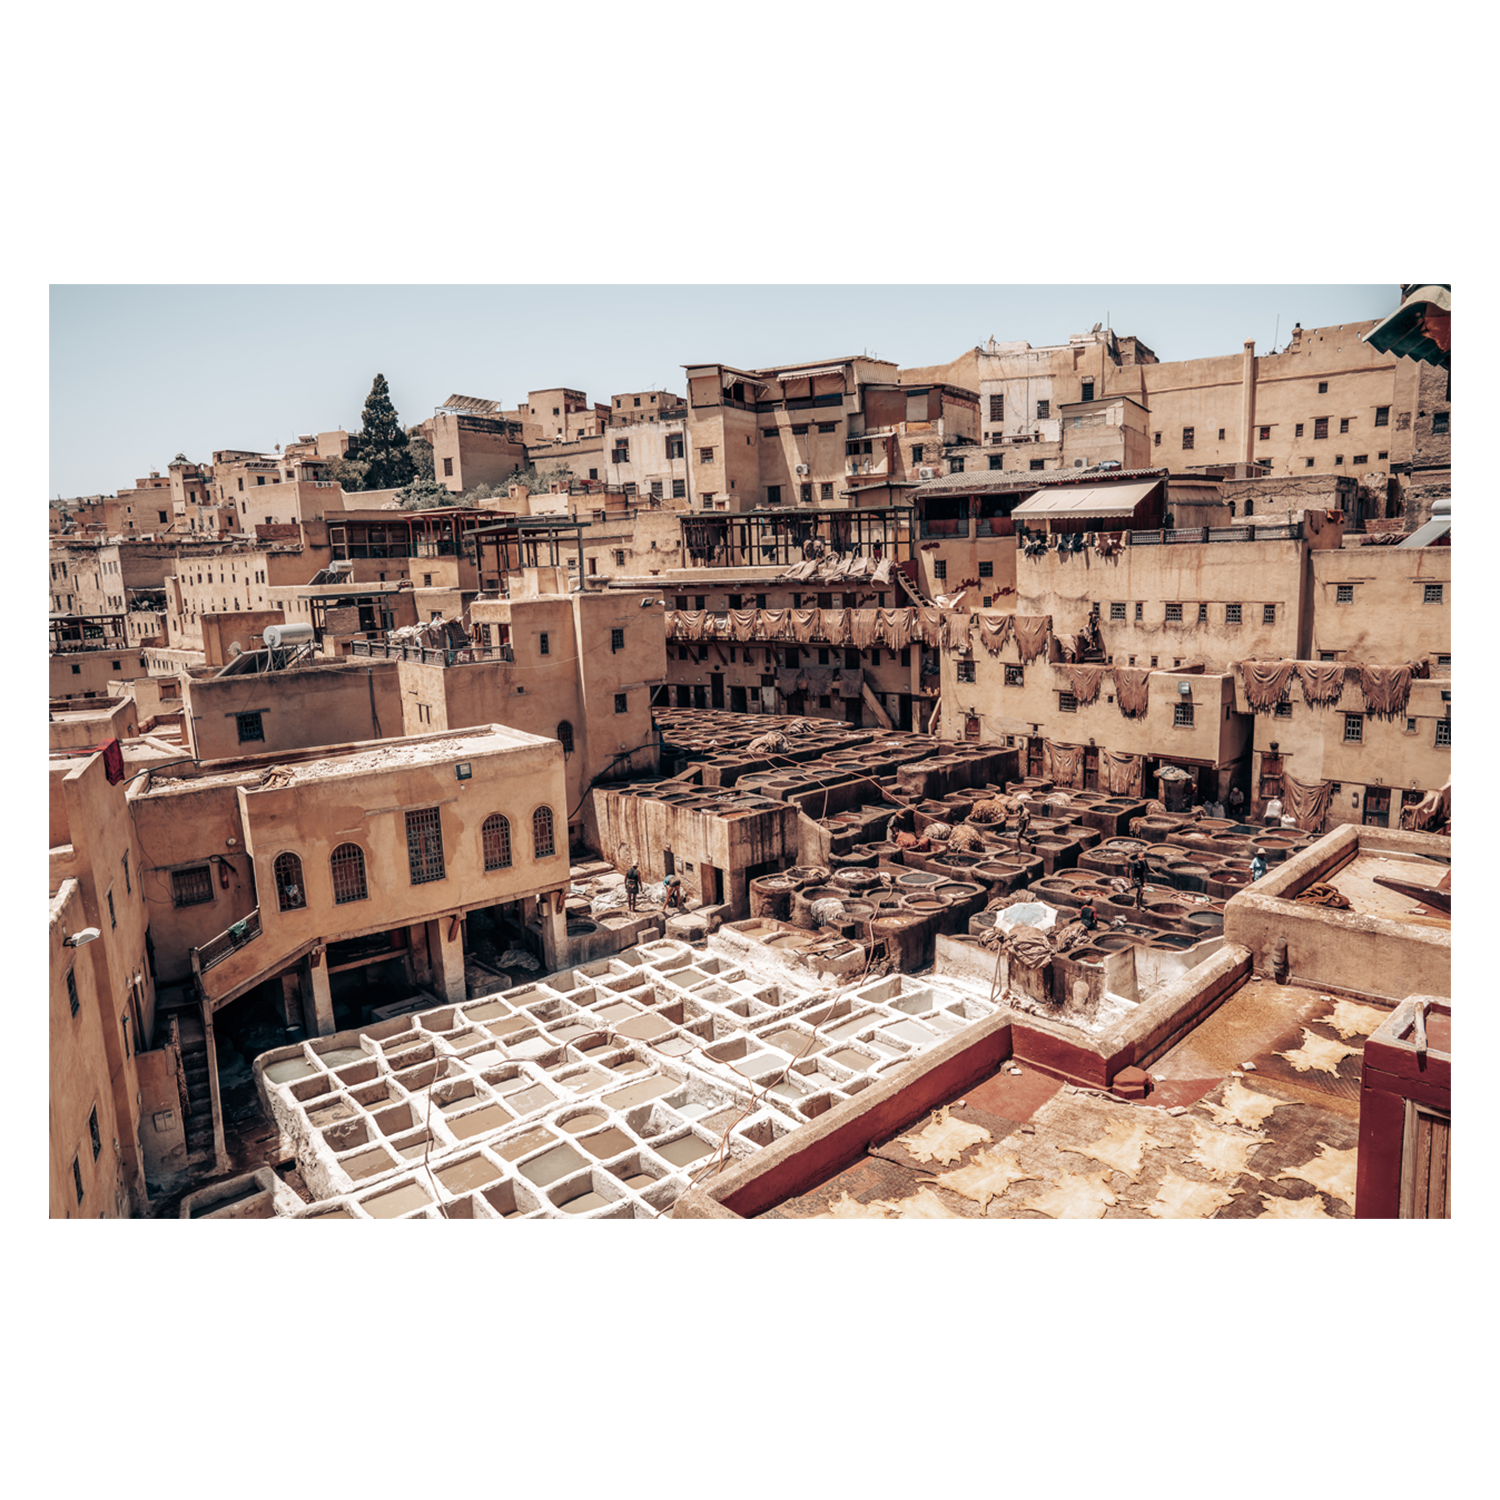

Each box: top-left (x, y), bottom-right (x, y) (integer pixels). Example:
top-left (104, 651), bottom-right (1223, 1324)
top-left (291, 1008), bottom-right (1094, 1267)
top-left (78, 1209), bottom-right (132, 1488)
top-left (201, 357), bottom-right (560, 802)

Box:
top-left (1363, 787), bottom-right (1391, 828)
top-left (1400, 1104), bottom-right (1450, 1218)
top-left (1083, 748), bottom-right (1100, 791)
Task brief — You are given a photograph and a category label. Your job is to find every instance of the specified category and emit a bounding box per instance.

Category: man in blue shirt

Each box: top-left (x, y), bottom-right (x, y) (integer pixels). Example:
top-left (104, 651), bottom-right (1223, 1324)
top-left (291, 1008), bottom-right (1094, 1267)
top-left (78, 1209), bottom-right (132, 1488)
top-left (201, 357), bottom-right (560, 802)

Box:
top-left (1249, 849), bottom-right (1267, 882)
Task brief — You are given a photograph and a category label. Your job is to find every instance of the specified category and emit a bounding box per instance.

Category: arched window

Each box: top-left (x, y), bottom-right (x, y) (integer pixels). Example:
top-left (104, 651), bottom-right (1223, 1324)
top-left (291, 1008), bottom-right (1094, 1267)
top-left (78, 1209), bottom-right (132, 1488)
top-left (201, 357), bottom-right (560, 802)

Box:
top-left (532, 806), bottom-right (555, 860)
top-left (482, 813), bottom-right (512, 871)
top-left (274, 851), bottom-right (305, 911)
top-left (330, 843), bottom-right (368, 904)
top-left (557, 720), bottom-right (574, 754)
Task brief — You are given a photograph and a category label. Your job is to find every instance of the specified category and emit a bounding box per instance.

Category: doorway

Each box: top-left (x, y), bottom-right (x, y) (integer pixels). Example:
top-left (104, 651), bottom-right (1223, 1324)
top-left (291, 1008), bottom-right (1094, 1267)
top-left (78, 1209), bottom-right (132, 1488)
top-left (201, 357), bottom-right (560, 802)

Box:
top-left (1363, 786), bottom-right (1392, 828)
top-left (730, 684), bottom-right (747, 713)
top-left (1083, 747), bottom-right (1100, 791)
top-left (710, 673), bottom-right (724, 708)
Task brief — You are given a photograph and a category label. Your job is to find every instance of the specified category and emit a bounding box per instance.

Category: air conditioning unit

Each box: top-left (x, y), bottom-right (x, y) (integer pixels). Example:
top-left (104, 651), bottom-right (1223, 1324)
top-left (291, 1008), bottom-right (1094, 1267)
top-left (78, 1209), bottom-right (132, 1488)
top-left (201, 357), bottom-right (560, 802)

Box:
top-left (919, 467), bottom-right (935, 480)
top-left (1074, 458), bottom-right (1086, 467)
top-left (795, 464), bottom-right (809, 476)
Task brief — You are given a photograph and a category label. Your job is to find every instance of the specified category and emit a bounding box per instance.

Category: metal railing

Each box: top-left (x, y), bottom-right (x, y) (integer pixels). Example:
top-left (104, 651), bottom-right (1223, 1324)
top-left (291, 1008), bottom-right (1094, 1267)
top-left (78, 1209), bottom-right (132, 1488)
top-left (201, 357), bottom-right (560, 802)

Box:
top-left (350, 639), bottom-right (513, 665)
top-left (196, 908), bottom-right (262, 973)
top-left (1127, 522), bottom-right (1303, 547)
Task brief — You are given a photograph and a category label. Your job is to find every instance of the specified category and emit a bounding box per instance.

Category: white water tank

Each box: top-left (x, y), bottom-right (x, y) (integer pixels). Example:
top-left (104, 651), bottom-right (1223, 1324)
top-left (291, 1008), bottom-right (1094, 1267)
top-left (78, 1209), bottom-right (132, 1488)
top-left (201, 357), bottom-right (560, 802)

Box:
top-left (263, 623), bottom-right (315, 648)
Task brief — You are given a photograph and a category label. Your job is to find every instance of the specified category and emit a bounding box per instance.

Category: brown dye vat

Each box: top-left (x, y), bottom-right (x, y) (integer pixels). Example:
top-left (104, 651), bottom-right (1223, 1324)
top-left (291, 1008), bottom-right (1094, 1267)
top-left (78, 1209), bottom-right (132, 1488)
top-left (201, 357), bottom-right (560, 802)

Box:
top-left (578, 1127), bottom-right (634, 1159)
top-left (324, 1118), bottom-right (370, 1152)
top-left (614, 1012), bottom-right (675, 1042)
top-left (486, 1017), bottom-right (533, 1039)
top-left (558, 1188), bottom-right (613, 1214)
top-left (316, 1046), bottom-right (367, 1068)
top-left (495, 1127), bottom-right (555, 1163)
top-left (444, 1032), bottom-right (488, 1052)
top-left (603, 1075), bottom-right (678, 1110)
top-left (595, 1002), bottom-right (640, 1023)
top-left (560, 1110), bottom-right (609, 1135)
top-left (502, 1084), bottom-right (555, 1114)
top-left (451, 1103), bottom-right (514, 1140)
top-left (521, 1144), bottom-right (589, 1187)
top-left (547, 1024), bottom-right (594, 1044)
top-left (265, 1057), bottom-right (317, 1084)
top-left (764, 1028), bottom-right (812, 1055)
top-left (396, 1133), bottom-right (435, 1159)
top-left (617, 1172), bottom-right (657, 1191)
top-left (578, 1042), bottom-right (615, 1058)
top-left (481, 1181), bottom-right (523, 1218)
top-left (361, 1181), bottom-right (432, 1218)
top-left (554, 1066), bottom-right (609, 1092)
top-left (656, 1134), bottom-right (714, 1168)
top-left (342, 1147), bottom-right (397, 1182)
top-left (462, 1000), bottom-right (512, 1022)
top-left (437, 1155), bottom-right (503, 1193)
top-left (826, 1047), bottom-right (872, 1071)
top-left (609, 1057), bottom-right (649, 1076)
top-left (289, 1073), bottom-right (335, 1103)
top-left (307, 1099), bottom-right (357, 1127)
top-left (304, 1206), bottom-right (357, 1219)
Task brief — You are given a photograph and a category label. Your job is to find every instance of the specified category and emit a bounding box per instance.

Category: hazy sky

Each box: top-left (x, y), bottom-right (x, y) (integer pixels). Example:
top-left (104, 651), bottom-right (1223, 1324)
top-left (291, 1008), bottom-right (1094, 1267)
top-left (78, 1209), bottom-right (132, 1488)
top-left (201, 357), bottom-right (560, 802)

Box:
top-left (49, 284), bottom-right (1396, 498)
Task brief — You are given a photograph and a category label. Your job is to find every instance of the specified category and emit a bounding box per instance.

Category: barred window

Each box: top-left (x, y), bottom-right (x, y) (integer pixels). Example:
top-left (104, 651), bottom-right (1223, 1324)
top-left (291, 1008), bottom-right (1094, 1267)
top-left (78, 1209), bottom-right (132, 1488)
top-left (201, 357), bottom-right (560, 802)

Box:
top-left (1198, 602), bottom-right (1208, 623)
top-left (957, 661), bottom-right (976, 683)
top-left (1005, 664), bottom-right (1024, 687)
top-left (1110, 601), bottom-right (1126, 621)
top-left (611, 627), bottom-right (625, 651)
top-left (1263, 604), bottom-right (1276, 624)
top-left (1423, 583), bottom-right (1443, 604)
top-left (236, 711), bottom-right (264, 743)
top-left (1336, 584), bottom-right (1354, 603)
top-left (557, 720), bottom-right (573, 754)
top-left (1375, 406), bottom-right (1390, 427)
top-left (482, 813), bottom-right (512, 870)
top-left (171, 866), bottom-right (214, 908)
top-left (989, 394), bottom-right (1004, 421)
top-left (1174, 701), bottom-right (1194, 727)
top-left (274, 851), bottom-right (305, 911)
top-left (1059, 691), bottom-right (1078, 713)
top-left (978, 561), bottom-right (993, 578)
top-left (1435, 718), bottom-right (1450, 748)
top-left (533, 806), bottom-right (556, 859)
top-left (330, 843), bottom-right (368, 904)
top-left (1165, 602), bottom-right (1183, 622)
top-left (1275, 699), bottom-right (1293, 718)
top-left (933, 560), bottom-right (947, 581)
top-left (1226, 603), bottom-right (1242, 624)
top-left (406, 807), bottom-right (446, 885)
top-left (67, 968), bottom-right (79, 1018)
top-left (1344, 714), bottom-right (1363, 743)
top-left (1182, 427), bottom-right (1194, 450)
top-left (615, 693), bottom-right (628, 714)
top-left (1135, 602), bottom-right (1143, 621)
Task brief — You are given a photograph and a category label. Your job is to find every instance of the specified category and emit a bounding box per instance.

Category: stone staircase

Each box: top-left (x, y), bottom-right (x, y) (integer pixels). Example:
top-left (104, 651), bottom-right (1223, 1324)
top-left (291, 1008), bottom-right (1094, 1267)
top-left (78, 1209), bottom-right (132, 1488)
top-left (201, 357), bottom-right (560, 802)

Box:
top-left (176, 1012), bottom-right (217, 1172)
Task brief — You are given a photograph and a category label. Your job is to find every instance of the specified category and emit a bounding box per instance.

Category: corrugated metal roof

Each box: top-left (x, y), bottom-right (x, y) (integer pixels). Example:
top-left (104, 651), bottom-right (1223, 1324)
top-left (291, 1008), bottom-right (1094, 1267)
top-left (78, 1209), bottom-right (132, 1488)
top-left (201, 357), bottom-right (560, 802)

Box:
top-left (912, 465), bottom-right (1167, 497)
top-left (1011, 479), bottom-right (1162, 518)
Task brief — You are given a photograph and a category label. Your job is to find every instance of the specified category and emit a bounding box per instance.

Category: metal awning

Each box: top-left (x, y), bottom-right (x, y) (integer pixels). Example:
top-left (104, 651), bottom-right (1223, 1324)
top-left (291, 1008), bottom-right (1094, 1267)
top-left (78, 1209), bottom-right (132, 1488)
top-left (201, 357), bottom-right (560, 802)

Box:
top-left (1011, 479), bottom-right (1161, 518)
top-left (772, 365), bottom-right (845, 383)
top-left (1363, 285), bottom-right (1450, 369)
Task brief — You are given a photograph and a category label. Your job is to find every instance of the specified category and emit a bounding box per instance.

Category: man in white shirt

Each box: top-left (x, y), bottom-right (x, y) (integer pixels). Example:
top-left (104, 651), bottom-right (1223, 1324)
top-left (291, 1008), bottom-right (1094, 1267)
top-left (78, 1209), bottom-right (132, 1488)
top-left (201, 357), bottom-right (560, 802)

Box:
top-left (1264, 795), bottom-right (1284, 828)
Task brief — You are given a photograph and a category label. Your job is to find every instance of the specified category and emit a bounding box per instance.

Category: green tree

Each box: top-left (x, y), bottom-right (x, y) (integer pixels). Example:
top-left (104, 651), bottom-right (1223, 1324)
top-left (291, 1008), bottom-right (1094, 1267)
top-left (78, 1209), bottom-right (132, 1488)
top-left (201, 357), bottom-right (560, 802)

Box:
top-left (355, 374), bottom-right (415, 491)
top-left (406, 424), bottom-right (435, 484)
top-left (397, 478), bottom-right (459, 510)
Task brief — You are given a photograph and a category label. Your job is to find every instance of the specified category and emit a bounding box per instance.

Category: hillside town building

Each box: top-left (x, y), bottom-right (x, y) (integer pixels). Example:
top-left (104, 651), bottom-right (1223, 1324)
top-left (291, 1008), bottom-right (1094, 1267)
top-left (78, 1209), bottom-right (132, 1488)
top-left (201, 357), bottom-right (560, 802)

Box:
top-left (47, 291), bottom-right (1451, 1220)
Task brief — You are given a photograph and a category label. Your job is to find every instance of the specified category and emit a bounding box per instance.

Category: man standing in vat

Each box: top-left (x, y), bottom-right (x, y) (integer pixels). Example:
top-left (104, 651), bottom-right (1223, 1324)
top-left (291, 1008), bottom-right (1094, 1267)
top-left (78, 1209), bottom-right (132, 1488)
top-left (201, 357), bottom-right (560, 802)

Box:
top-left (1130, 853), bottom-right (1148, 907)
top-left (625, 862), bottom-right (641, 913)
top-left (1013, 802), bottom-right (1032, 853)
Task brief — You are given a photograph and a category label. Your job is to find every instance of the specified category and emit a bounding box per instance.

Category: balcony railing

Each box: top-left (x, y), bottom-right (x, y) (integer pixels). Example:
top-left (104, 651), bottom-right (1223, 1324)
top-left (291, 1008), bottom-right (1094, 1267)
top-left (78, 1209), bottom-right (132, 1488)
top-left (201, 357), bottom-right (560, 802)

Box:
top-left (195, 908), bottom-right (262, 974)
top-left (349, 639), bottom-right (514, 665)
top-left (1127, 523), bottom-right (1303, 547)
top-left (919, 518), bottom-right (971, 539)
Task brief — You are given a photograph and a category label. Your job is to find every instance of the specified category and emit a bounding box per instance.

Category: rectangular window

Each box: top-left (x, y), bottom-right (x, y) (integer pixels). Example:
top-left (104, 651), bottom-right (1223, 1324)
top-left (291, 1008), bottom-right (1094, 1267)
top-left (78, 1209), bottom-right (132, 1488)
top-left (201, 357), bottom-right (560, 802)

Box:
top-left (1259, 425), bottom-right (1271, 441)
top-left (1174, 701), bottom-right (1194, 727)
top-left (1344, 714), bottom-right (1363, 743)
top-left (1424, 583), bottom-right (1443, 604)
top-left (933, 560), bottom-right (947, 581)
top-left (405, 807), bottom-right (445, 885)
top-left (1153, 432), bottom-right (1161, 446)
top-left (538, 632), bottom-right (549, 656)
top-left (817, 648), bottom-right (829, 665)
top-left (1197, 602), bottom-right (1208, 623)
top-left (89, 1106), bottom-right (101, 1160)
top-left (1314, 417), bottom-right (1329, 440)
top-left (989, 395), bottom-right (1004, 421)
top-left (1339, 418), bottom-right (1350, 434)
top-left (1405, 718), bottom-right (1417, 734)
top-left (650, 480), bottom-right (663, 499)
top-left (1081, 380), bottom-right (1094, 402)
top-left (1263, 604), bottom-right (1276, 624)
top-left (817, 422), bottom-right (836, 434)
top-left (978, 561), bottom-right (993, 579)
top-left (820, 482), bottom-right (834, 500)
top-left (1181, 427), bottom-right (1194, 450)
top-left (1036, 400), bottom-right (1050, 420)
top-left (615, 693), bottom-right (628, 714)
top-left (791, 424), bottom-right (808, 436)
top-left (1373, 406), bottom-right (1390, 428)
top-left (1295, 423), bottom-right (1304, 438)
top-left (698, 447), bottom-right (714, 464)
top-left (1435, 718), bottom-right (1451, 747)
top-left (1335, 455), bottom-right (1344, 465)
top-left (671, 479), bottom-right (686, 499)
top-left (950, 457), bottom-right (965, 474)
top-left (443, 457), bottom-right (454, 476)
top-left (67, 968), bottom-right (79, 1018)
top-left (1320, 651), bottom-right (1337, 662)
top-left (1353, 454), bottom-right (1367, 466)
top-left (957, 660), bottom-right (976, 683)
top-left (1165, 602), bottom-right (1183, 622)
top-left (236, 711), bottom-right (264, 743)
top-left (588, 468), bottom-right (599, 481)
top-left (1110, 601), bottom-right (1126, 622)
top-left (1029, 458), bottom-right (1045, 471)
top-left (1432, 411), bottom-right (1449, 435)
top-left (1275, 699), bottom-right (1293, 718)
top-left (1318, 381), bottom-right (1329, 394)
top-left (766, 485), bottom-right (782, 505)
top-left (988, 455), bottom-right (1003, 470)
top-left (1226, 603), bottom-right (1242, 624)
top-left (171, 866), bottom-right (214, 907)
top-left (1005, 664), bottom-right (1024, 687)
top-left (1134, 602), bottom-right (1143, 621)
top-left (801, 484), bottom-right (812, 503)
top-left (1437, 654), bottom-right (1451, 668)
top-left (666, 435), bottom-right (684, 460)
top-left (1058, 691), bottom-right (1077, 713)
top-left (610, 627), bottom-right (625, 652)
top-left (911, 445), bottom-right (923, 463)
top-left (1217, 428), bottom-right (1226, 441)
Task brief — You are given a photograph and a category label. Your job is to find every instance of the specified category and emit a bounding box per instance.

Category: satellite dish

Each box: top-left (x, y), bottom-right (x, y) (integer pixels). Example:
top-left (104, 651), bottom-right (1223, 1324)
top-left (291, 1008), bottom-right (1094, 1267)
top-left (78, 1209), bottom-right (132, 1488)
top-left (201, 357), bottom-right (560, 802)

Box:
top-left (228, 642), bottom-right (242, 657)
